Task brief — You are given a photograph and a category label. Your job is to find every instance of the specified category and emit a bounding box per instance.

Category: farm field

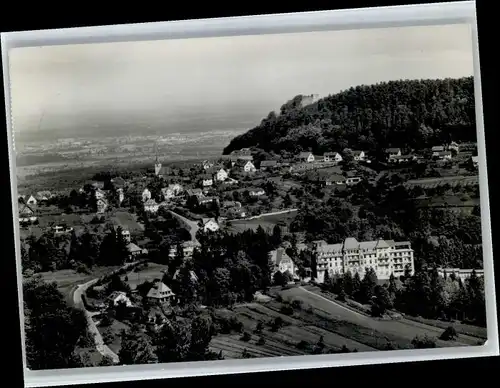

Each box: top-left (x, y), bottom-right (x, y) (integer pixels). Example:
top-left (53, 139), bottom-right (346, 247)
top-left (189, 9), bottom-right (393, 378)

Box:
top-left (110, 211), bottom-right (145, 234)
top-left (123, 262), bottom-right (168, 289)
top-left (405, 175), bottom-right (478, 189)
top-left (228, 210), bottom-right (298, 233)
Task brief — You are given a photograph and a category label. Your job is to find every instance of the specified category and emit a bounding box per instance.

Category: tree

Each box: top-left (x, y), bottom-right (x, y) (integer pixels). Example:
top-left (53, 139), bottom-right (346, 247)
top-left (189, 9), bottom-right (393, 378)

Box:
top-left (358, 268), bottom-right (378, 304)
top-left (411, 335), bottom-right (437, 349)
top-left (23, 277), bottom-right (87, 370)
top-left (189, 315), bottom-right (216, 360)
top-left (440, 326), bottom-right (458, 341)
top-left (371, 285), bottom-right (391, 317)
top-left (119, 325), bottom-right (157, 365)
top-left (273, 271), bottom-right (288, 287)
top-left (155, 321), bottom-right (191, 362)
top-left (271, 224), bottom-right (282, 247)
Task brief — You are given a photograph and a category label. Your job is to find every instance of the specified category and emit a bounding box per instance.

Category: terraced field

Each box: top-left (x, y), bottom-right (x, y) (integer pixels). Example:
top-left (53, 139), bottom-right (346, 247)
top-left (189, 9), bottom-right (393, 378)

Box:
top-left (210, 286), bottom-right (484, 359)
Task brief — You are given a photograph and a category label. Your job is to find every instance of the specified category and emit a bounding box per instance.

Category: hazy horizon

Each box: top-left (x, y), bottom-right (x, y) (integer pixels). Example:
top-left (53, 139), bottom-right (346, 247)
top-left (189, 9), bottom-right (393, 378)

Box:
top-left (9, 23), bottom-right (474, 145)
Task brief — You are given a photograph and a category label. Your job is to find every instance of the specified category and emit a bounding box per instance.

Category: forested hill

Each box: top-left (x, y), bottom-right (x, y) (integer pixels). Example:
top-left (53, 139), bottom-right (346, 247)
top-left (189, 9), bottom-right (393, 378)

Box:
top-left (222, 77), bottom-right (476, 157)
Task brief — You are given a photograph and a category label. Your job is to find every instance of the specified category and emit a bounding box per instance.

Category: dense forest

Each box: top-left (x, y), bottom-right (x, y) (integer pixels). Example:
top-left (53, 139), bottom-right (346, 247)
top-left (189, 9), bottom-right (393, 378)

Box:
top-left (223, 77), bottom-right (476, 156)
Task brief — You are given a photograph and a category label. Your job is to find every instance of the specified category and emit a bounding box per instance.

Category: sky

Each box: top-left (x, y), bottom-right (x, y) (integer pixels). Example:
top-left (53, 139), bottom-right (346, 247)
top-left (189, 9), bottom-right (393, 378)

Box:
top-left (8, 23), bottom-right (474, 141)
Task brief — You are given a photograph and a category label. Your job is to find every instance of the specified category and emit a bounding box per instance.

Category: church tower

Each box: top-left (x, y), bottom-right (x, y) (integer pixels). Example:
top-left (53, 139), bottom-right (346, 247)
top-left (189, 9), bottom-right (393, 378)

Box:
top-left (154, 141), bottom-right (162, 176)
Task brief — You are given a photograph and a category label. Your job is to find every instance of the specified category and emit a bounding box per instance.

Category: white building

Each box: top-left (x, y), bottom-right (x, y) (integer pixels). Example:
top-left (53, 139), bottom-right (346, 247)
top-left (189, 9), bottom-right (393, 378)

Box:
top-left (298, 152), bottom-right (315, 163)
top-left (215, 168), bottom-right (229, 182)
top-left (352, 150), bottom-right (366, 161)
top-left (270, 248), bottom-right (296, 278)
top-left (95, 188), bottom-right (106, 200)
top-left (107, 291), bottom-right (133, 307)
top-left (26, 195), bottom-right (37, 206)
top-left (385, 148), bottom-right (402, 161)
top-left (144, 198), bottom-right (159, 213)
top-left (323, 152), bottom-right (343, 163)
top-left (142, 188), bottom-right (152, 202)
top-left (96, 198), bottom-right (108, 214)
top-left (249, 188), bottom-right (265, 197)
top-left (117, 188), bottom-right (125, 205)
top-left (312, 237), bottom-right (415, 283)
top-left (202, 218), bottom-right (220, 232)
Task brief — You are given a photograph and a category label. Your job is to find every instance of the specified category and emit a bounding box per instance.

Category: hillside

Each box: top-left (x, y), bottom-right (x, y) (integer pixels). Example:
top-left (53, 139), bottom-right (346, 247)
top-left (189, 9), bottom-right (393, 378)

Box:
top-left (222, 77), bottom-right (476, 157)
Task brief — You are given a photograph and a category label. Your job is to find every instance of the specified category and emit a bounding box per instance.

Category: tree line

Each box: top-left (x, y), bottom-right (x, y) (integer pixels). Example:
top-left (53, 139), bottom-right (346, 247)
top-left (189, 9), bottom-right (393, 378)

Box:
top-left (320, 266), bottom-right (486, 326)
top-left (223, 77), bottom-right (476, 157)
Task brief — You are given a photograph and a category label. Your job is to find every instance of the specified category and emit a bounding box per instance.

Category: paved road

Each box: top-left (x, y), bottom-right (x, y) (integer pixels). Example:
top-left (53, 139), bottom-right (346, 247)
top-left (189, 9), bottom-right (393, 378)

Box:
top-left (405, 175), bottom-right (478, 188)
top-left (73, 279), bottom-right (120, 364)
top-left (295, 287), bottom-right (478, 347)
top-left (169, 210), bottom-right (199, 243)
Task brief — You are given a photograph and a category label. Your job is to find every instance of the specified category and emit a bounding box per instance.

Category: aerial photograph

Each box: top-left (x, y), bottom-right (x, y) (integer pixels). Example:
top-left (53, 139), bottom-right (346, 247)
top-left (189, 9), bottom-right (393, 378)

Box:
top-left (8, 23), bottom-right (487, 370)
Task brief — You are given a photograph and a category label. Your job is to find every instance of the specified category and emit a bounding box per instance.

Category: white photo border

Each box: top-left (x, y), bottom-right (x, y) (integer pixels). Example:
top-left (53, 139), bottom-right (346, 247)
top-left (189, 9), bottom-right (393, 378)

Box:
top-left (2, 1), bottom-right (497, 387)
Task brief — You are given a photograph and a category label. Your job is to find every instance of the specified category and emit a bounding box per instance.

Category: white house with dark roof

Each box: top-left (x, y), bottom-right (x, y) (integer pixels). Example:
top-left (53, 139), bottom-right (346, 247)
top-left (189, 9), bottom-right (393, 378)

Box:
top-left (96, 198), bottom-right (108, 214)
top-left (234, 159), bottom-right (256, 173)
top-left (215, 168), bottom-right (229, 182)
top-left (202, 218), bottom-right (220, 232)
top-left (108, 291), bottom-right (133, 307)
top-left (352, 150), bottom-right (366, 161)
top-left (142, 188), bottom-right (152, 202)
top-left (471, 156), bottom-right (479, 168)
top-left (26, 195), bottom-right (37, 206)
top-left (270, 248), bottom-right (296, 278)
top-left (19, 203), bottom-right (37, 223)
top-left (385, 148), bottom-right (401, 161)
top-left (95, 188), bottom-right (107, 200)
top-left (260, 160), bottom-right (278, 170)
top-left (435, 150), bottom-right (452, 160)
top-left (298, 152), bottom-right (315, 163)
top-left (147, 281), bottom-right (176, 305)
top-left (311, 237), bottom-right (414, 283)
top-left (323, 152), bottom-right (343, 163)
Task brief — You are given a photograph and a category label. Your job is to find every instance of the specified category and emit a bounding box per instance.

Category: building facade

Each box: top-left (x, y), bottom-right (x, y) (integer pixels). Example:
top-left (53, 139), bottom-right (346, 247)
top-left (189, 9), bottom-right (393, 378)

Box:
top-left (313, 237), bottom-right (415, 283)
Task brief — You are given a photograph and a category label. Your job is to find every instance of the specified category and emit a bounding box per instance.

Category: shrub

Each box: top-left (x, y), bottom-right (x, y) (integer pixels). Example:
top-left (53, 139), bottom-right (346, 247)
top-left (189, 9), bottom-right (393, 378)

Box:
top-left (280, 305), bottom-right (294, 316)
top-left (254, 322), bottom-right (264, 334)
top-left (440, 326), bottom-right (458, 341)
top-left (257, 336), bottom-right (266, 346)
top-left (411, 335), bottom-right (437, 349)
top-left (291, 299), bottom-right (303, 309)
top-left (296, 340), bottom-right (309, 350)
top-left (240, 332), bottom-right (251, 342)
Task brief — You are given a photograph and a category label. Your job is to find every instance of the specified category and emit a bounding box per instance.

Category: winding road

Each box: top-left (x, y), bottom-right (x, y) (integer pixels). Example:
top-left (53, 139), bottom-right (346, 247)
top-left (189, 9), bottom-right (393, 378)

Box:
top-left (72, 279), bottom-right (120, 364)
top-left (169, 210), bottom-right (200, 244)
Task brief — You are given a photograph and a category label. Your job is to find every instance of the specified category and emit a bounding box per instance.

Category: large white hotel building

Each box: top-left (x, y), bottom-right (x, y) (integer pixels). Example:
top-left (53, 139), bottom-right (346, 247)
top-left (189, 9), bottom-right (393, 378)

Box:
top-left (311, 237), bottom-right (415, 283)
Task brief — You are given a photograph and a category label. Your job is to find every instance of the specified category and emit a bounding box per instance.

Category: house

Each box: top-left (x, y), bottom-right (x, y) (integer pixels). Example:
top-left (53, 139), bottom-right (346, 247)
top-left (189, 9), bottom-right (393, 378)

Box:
top-left (126, 242), bottom-right (144, 260)
top-left (26, 195), bottom-right (37, 206)
top-left (222, 200), bottom-right (242, 209)
top-left (437, 268), bottom-right (484, 282)
top-left (298, 152), bottom-right (315, 163)
top-left (234, 159), bottom-right (257, 173)
top-left (202, 160), bottom-right (214, 170)
top-left (200, 174), bottom-right (213, 187)
top-left (270, 248), bottom-right (296, 278)
top-left (431, 146), bottom-right (445, 157)
top-left (185, 188), bottom-right (204, 199)
top-left (19, 204), bottom-right (37, 223)
top-left (199, 196), bottom-right (218, 205)
top-left (121, 229), bottom-right (131, 243)
top-left (142, 188), bottom-right (152, 202)
top-left (111, 177), bottom-right (126, 189)
top-left (346, 176), bottom-right (362, 185)
top-left (323, 152), bottom-right (343, 163)
top-left (35, 191), bottom-right (51, 202)
top-left (249, 188), bottom-right (265, 197)
top-left (107, 291), bottom-right (133, 307)
top-left (324, 174), bottom-right (346, 186)
top-left (147, 281), bottom-right (176, 305)
top-left (435, 151), bottom-right (452, 160)
top-left (259, 160), bottom-right (278, 170)
top-left (117, 188), bottom-right (125, 204)
top-left (90, 181), bottom-right (105, 190)
top-left (173, 269), bottom-right (199, 284)
top-left (202, 218), bottom-right (220, 232)
top-left (162, 184), bottom-right (183, 200)
top-left (448, 141), bottom-right (460, 153)
top-left (96, 198), bottom-right (108, 214)
top-left (352, 150), bottom-right (366, 161)
top-left (390, 154), bottom-right (416, 164)
top-left (471, 156), bottom-right (479, 168)
top-left (95, 188), bottom-right (107, 200)
top-left (385, 148), bottom-right (401, 160)
top-left (144, 198), bottom-right (159, 213)
top-left (215, 168), bottom-right (228, 182)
